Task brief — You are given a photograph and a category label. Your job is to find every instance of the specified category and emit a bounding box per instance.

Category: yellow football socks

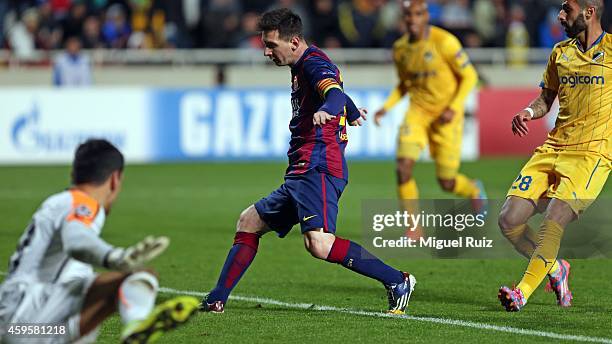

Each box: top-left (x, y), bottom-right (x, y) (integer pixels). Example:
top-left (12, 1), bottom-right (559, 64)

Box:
top-left (398, 179), bottom-right (419, 204)
top-left (503, 224), bottom-right (560, 271)
top-left (517, 220), bottom-right (564, 299)
top-left (399, 178), bottom-right (419, 215)
top-left (452, 174), bottom-right (479, 199)
top-left (502, 224), bottom-right (537, 258)
top-left (398, 179), bottom-right (421, 235)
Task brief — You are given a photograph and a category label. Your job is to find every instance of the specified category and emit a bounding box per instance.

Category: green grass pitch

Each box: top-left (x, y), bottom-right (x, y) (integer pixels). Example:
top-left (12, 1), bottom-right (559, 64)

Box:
top-left (0, 159), bottom-right (610, 343)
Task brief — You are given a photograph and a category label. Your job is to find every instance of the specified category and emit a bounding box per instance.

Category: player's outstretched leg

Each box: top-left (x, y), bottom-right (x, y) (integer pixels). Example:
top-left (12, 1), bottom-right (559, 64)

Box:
top-left (304, 230), bottom-right (416, 314)
top-left (201, 205), bottom-right (269, 313)
top-left (498, 197), bottom-right (570, 307)
top-left (498, 199), bottom-right (574, 311)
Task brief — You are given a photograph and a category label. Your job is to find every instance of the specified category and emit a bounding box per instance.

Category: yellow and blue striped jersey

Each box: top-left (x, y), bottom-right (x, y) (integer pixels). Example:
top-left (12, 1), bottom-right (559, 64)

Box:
top-left (540, 32), bottom-right (612, 160)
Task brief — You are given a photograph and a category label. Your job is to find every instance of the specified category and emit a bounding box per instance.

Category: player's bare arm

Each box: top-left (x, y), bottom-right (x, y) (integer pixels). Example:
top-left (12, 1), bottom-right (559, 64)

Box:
top-left (374, 109), bottom-right (387, 126)
top-left (512, 88), bottom-right (557, 137)
top-left (350, 107), bottom-right (368, 126)
top-left (374, 83), bottom-right (408, 126)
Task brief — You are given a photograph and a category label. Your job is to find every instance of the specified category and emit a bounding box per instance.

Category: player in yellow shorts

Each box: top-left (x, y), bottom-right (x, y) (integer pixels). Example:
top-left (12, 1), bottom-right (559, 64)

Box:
top-left (374, 0), bottom-right (486, 216)
top-left (498, 0), bottom-right (611, 311)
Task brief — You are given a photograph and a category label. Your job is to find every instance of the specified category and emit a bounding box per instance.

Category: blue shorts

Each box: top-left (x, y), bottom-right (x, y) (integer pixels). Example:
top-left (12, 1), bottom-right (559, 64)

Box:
top-left (254, 170), bottom-right (347, 238)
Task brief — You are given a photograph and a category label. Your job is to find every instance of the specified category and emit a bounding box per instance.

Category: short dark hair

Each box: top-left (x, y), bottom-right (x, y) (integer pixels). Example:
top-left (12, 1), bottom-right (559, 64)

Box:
top-left (257, 8), bottom-right (303, 40)
top-left (72, 139), bottom-right (124, 185)
top-left (578, 0), bottom-right (604, 19)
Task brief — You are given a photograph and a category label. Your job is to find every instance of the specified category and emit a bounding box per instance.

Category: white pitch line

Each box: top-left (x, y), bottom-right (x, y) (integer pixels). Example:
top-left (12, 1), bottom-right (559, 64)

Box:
top-left (0, 270), bottom-right (609, 344)
top-left (159, 287), bottom-right (612, 344)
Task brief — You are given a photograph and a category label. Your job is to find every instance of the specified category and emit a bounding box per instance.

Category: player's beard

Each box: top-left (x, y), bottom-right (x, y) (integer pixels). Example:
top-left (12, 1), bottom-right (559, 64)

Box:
top-left (564, 13), bottom-right (587, 38)
top-left (270, 56), bottom-right (285, 66)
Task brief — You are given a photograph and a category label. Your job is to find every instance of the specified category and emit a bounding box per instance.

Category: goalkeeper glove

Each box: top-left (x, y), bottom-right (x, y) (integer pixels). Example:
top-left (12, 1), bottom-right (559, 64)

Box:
top-left (105, 236), bottom-right (170, 271)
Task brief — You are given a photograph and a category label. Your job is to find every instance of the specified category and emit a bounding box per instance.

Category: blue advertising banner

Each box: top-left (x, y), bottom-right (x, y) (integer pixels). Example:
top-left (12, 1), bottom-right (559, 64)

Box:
top-left (149, 88), bottom-right (477, 161)
top-left (0, 87), bottom-right (478, 164)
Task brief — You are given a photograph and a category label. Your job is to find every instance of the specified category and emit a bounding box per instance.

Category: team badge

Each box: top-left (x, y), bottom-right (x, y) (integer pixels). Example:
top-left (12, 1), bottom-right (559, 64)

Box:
top-left (424, 51), bottom-right (433, 62)
top-left (593, 51), bottom-right (604, 63)
top-left (292, 75), bottom-right (300, 92)
top-left (74, 205), bottom-right (93, 218)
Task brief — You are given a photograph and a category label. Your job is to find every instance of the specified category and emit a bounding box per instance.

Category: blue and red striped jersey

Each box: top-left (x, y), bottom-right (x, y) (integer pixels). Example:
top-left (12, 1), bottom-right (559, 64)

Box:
top-left (286, 46), bottom-right (349, 180)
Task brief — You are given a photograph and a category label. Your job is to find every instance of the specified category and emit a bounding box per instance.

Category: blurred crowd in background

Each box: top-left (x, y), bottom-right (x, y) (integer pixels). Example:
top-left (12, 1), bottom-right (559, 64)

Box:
top-left (2, 0), bottom-right (611, 58)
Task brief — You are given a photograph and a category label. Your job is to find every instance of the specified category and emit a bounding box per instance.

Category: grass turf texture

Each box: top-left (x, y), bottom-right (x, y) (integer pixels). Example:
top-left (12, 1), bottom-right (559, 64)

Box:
top-left (0, 159), bottom-right (610, 343)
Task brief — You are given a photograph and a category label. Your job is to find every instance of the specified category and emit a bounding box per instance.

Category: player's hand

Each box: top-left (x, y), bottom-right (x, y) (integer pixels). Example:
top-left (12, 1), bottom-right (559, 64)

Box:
top-left (439, 108), bottom-right (455, 124)
top-left (374, 109), bottom-right (386, 126)
top-left (106, 236), bottom-right (170, 271)
top-left (313, 111), bottom-right (336, 126)
top-left (512, 110), bottom-right (532, 137)
top-left (349, 107), bottom-right (368, 126)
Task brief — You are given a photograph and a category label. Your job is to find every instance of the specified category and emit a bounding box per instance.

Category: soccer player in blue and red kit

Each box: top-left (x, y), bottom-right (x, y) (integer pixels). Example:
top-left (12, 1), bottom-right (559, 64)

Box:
top-left (200, 8), bottom-right (416, 315)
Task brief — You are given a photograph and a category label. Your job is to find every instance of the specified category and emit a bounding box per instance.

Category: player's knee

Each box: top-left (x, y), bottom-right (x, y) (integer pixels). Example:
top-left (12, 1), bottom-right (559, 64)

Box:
top-left (237, 205), bottom-right (265, 233)
top-left (437, 178), bottom-right (455, 192)
top-left (498, 208), bottom-right (522, 234)
top-left (134, 267), bottom-right (158, 279)
top-left (304, 239), bottom-right (328, 260)
top-left (498, 197), bottom-right (532, 232)
top-left (498, 212), bottom-right (513, 232)
top-left (123, 270), bottom-right (159, 291)
top-left (396, 158), bottom-right (414, 183)
top-left (303, 231), bottom-right (334, 260)
top-left (544, 201), bottom-right (576, 227)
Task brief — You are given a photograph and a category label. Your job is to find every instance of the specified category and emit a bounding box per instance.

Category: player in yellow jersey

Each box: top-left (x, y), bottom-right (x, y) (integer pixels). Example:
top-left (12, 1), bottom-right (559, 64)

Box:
top-left (498, 0), bottom-right (611, 312)
top-left (374, 0), bottom-right (486, 217)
